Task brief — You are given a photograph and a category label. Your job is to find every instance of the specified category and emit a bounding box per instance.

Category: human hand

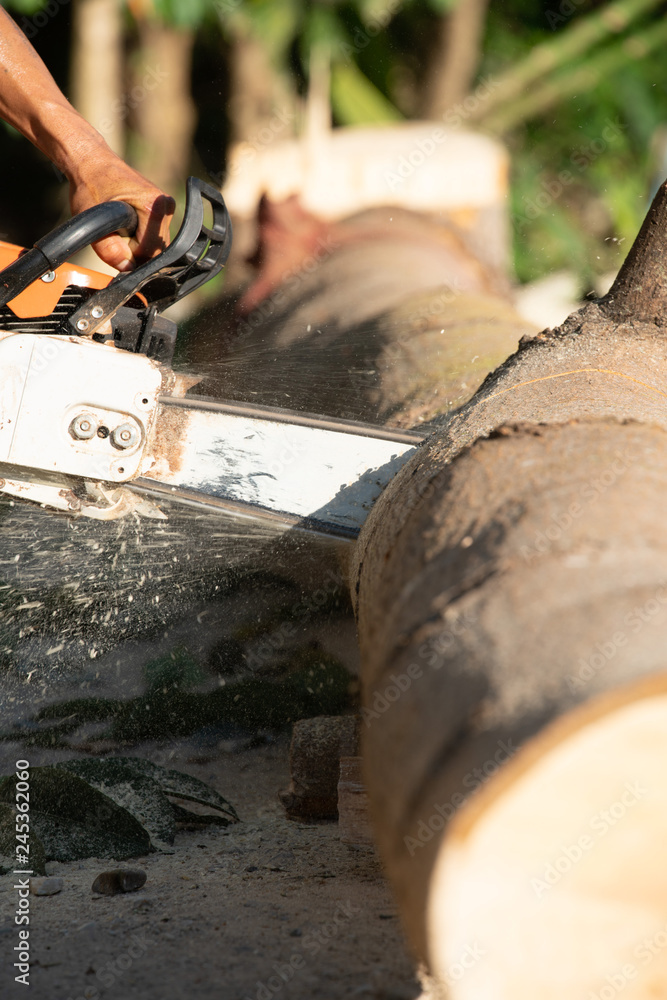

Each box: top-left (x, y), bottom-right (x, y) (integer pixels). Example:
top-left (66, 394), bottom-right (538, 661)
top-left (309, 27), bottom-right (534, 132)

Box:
top-left (0, 9), bottom-right (174, 271)
top-left (69, 155), bottom-right (175, 271)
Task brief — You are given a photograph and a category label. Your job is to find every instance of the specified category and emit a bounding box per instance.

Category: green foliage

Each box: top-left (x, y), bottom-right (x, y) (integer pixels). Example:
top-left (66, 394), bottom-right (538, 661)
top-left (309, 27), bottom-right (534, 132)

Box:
top-left (481, 1), bottom-right (667, 282)
top-left (0, 645), bottom-right (353, 746)
top-left (300, 4), bottom-right (348, 59)
top-left (232, 0), bottom-right (303, 63)
top-left (0, 767), bottom-right (151, 862)
top-left (150, 0), bottom-right (217, 29)
top-left (6, 0), bottom-right (667, 315)
top-left (356, 0), bottom-right (402, 20)
top-left (0, 759), bottom-right (237, 867)
top-left (331, 60), bottom-right (403, 124)
top-left (423, 0), bottom-right (461, 11)
top-left (2, 0), bottom-right (49, 13)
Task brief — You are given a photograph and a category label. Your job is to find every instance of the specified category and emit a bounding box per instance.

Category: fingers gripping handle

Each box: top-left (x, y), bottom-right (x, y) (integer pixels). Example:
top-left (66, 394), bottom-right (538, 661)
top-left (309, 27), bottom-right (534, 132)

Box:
top-left (0, 177), bottom-right (231, 339)
top-left (0, 202), bottom-right (137, 308)
top-left (67, 177), bottom-right (233, 338)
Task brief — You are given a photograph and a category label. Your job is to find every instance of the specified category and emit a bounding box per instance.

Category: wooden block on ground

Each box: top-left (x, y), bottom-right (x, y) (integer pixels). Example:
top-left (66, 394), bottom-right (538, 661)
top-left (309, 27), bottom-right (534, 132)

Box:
top-left (279, 715), bottom-right (359, 821)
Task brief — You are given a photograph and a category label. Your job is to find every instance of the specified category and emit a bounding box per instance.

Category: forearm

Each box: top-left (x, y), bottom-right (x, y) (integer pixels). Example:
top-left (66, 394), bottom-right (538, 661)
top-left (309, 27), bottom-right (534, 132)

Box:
top-left (0, 9), bottom-right (174, 268)
top-left (0, 8), bottom-right (111, 183)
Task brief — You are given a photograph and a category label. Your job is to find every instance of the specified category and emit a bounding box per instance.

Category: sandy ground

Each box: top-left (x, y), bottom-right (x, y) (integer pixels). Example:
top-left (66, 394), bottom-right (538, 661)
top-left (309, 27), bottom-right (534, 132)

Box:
top-left (0, 501), bottom-right (427, 999)
top-left (0, 734), bottom-right (423, 1000)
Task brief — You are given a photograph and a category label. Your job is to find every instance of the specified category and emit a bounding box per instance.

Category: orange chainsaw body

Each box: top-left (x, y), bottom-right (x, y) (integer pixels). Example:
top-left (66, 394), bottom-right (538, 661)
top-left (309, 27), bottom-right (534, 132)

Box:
top-left (0, 239), bottom-right (110, 319)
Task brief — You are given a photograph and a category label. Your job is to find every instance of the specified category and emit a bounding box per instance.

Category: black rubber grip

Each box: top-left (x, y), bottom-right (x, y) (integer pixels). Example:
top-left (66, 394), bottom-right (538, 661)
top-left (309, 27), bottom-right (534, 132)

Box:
top-left (0, 201), bottom-right (137, 308)
top-left (35, 201), bottom-right (137, 268)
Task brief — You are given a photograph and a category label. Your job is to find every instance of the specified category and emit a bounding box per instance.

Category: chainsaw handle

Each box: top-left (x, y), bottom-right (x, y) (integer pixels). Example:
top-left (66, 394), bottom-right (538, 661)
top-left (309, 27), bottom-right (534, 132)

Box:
top-left (67, 177), bottom-right (232, 338)
top-left (0, 201), bottom-right (137, 308)
top-left (35, 201), bottom-right (137, 268)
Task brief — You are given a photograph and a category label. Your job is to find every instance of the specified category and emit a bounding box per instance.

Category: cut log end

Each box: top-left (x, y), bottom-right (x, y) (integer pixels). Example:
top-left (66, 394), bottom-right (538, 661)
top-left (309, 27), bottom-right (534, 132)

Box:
top-left (428, 677), bottom-right (667, 997)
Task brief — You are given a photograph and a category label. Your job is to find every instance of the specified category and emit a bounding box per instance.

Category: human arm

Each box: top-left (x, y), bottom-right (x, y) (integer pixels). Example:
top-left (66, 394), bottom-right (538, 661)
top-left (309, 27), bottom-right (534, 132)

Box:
top-left (0, 8), bottom-right (174, 270)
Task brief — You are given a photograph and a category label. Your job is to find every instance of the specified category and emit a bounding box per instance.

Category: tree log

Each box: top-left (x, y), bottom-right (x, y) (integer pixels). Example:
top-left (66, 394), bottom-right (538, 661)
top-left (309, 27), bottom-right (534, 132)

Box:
top-left (351, 181), bottom-right (667, 993)
top-left (188, 199), bottom-right (532, 427)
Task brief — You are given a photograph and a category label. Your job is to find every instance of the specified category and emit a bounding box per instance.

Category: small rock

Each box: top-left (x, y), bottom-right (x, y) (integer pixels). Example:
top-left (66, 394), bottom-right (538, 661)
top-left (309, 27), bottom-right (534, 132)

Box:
top-left (91, 869), bottom-right (147, 895)
top-left (30, 877), bottom-right (63, 896)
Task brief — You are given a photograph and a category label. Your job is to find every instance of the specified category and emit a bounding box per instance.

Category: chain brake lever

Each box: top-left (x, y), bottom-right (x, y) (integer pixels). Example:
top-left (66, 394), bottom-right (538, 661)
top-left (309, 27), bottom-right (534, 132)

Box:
top-left (67, 176), bottom-right (232, 340)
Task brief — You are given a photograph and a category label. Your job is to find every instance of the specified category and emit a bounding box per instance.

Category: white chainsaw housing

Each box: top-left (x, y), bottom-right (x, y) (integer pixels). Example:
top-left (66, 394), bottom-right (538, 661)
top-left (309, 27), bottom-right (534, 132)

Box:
top-left (0, 330), bottom-right (162, 515)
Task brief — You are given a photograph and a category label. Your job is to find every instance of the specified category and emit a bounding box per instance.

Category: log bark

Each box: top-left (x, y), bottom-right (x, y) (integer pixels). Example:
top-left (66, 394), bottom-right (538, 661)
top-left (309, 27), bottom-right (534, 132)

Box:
top-left (187, 200), bottom-right (531, 427)
top-left (185, 185), bottom-right (667, 992)
top-left (350, 180), bottom-right (667, 991)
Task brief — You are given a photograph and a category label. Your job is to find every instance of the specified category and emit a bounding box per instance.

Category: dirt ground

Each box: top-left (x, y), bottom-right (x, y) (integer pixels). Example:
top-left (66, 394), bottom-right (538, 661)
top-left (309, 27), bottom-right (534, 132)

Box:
top-left (0, 733), bottom-right (424, 1000)
top-left (0, 499), bottom-right (430, 999)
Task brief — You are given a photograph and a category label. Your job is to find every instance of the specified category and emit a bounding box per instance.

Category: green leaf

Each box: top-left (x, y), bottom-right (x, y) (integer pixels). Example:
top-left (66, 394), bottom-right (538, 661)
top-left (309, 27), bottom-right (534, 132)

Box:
top-left (0, 759), bottom-right (238, 864)
top-left (0, 647), bottom-right (352, 746)
top-left (0, 769), bottom-right (151, 863)
top-left (150, 0), bottom-right (216, 29)
top-left (356, 0), bottom-right (405, 24)
top-left (137, 760), bottom-right (240, 822)
top-left (238, 0), bottom-right (302, 63)
top-left (2, 0), bottom-right (50, 14)
top-left (144, 646), bottom-right (205, 693)
top-left (301, 6), bottom-right (348, 60)
top-left (55, 759), bottom-right (180, 852)
top-left (331, 61), bottom-right (403, 125)
top-left (57, 758), bottom-right (238, 845)
top-left (424, 0), bottom-right (462, 12)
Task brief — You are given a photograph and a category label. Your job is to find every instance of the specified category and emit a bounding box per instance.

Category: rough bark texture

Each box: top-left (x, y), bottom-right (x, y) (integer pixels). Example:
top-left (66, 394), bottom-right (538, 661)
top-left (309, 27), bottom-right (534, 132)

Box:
top-left (180, 183), bottom-right (667, 980)
top-left (601, 178), bottom-right (667, 322)
top-left (350, 179), bottom-right (667, 965)
top-left (186, 201), bottom-right (531, 427)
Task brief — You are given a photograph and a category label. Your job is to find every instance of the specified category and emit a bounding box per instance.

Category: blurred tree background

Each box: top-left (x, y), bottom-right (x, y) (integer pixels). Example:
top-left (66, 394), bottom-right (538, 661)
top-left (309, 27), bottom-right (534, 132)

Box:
top-left (2, 0), bottom-right (667, 286)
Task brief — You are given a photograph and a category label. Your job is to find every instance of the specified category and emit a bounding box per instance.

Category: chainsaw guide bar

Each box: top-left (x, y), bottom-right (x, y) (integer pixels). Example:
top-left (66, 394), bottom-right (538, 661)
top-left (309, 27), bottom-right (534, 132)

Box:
top-left (0, 178), bottom-right (424, 539)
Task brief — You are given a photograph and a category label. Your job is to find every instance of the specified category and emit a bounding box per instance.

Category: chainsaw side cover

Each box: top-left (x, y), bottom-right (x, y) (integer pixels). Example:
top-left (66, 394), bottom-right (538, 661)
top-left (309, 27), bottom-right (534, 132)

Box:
top-left (0, 331), bottom-right (162, 498)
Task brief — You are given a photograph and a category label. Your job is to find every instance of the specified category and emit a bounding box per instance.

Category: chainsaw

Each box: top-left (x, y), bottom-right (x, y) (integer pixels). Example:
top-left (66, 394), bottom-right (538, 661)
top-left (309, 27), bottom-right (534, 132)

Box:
top-left (0, 177), bottom-right (423, 541)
